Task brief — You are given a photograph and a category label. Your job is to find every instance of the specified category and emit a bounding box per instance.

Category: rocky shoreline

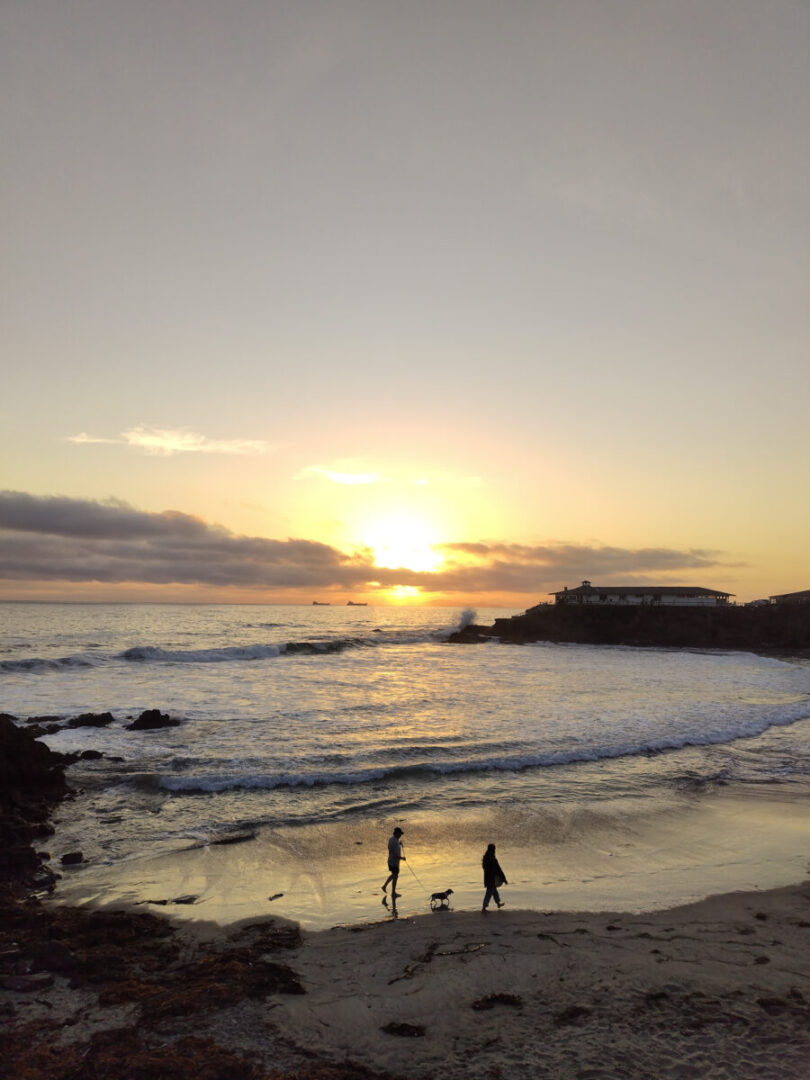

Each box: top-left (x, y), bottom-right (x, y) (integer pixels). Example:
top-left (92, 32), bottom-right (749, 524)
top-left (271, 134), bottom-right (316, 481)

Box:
top-left (0, 715), bottom-right (390, 1080)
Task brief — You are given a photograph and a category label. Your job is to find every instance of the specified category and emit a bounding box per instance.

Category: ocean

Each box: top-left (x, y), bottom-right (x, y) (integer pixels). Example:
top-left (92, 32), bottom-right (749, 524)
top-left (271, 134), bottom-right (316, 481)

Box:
top-left (2, 602), bottom-right (810, 929)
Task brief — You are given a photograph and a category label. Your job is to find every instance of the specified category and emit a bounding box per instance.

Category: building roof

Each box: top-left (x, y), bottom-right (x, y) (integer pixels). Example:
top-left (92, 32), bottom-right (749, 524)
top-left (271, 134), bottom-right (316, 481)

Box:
top-left (769, 588), bottom-right (810, 602)
top-left (551, 582), bottom-right (733, 598)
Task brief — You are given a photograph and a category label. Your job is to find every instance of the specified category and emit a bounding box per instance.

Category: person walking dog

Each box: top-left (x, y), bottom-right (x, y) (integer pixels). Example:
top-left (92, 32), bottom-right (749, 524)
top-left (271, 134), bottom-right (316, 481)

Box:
top-left (382, 826), bottom-right (405, 898)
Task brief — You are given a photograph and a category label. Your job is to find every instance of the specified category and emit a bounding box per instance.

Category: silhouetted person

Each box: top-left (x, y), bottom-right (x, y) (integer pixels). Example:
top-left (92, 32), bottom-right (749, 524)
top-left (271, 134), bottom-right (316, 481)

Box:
top-left (382, 826), bottom-right (405, 898)
top-left (482, 842), bottom-right (507, 912)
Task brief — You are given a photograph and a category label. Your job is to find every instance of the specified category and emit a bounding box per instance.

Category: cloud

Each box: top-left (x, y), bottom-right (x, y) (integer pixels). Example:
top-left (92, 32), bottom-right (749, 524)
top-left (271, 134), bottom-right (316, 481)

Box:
top-left (426, 541), bottom-right (737, 595)
top-left (0, 492), bottom-right (368, 589)
top-left (67, 433), bottom-right (119, 445)
top-left (0, 492), bottom-right (736, 597)
top-left (440, 541), bottom-right (730, 573)
top-left (67, 426), bottom-right (271, 456)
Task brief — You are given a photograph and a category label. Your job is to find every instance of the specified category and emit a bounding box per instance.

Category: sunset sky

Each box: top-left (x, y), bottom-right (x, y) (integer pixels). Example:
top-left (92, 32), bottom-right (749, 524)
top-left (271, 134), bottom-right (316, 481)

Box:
top-left (2, 1), bottom-right (808, 606)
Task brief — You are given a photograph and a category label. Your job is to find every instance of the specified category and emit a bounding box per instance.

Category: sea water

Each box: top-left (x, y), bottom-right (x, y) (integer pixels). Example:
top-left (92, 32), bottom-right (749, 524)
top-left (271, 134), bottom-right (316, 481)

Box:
top-left (2, 602), bottom-right (810, 928)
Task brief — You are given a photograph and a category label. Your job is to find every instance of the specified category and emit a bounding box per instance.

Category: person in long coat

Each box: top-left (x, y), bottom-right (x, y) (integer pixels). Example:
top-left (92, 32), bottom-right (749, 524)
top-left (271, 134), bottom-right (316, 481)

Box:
top-left (482, 842), bottom-right (507, 912)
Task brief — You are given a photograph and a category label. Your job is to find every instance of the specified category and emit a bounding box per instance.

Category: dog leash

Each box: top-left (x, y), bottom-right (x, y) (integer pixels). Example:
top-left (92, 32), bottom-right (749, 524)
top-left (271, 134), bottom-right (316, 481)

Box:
top-left (402, 844), bottom-right (424, 886)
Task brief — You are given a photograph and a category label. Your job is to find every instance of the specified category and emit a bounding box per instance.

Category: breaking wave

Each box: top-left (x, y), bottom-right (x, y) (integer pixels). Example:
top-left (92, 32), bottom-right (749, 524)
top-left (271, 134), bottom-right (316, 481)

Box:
top-left (119, 629), bottom-right (451, 664)
top-left (1, 611), bottom-right (475, 673)
top-left (0, 654), bottom-right (99, 674)
top-left (121, 638), bottom-right (368, 663)
top-left (148, 704), bottom-right (810, 794)
top-left (121, 643), bottom-right (283, 663)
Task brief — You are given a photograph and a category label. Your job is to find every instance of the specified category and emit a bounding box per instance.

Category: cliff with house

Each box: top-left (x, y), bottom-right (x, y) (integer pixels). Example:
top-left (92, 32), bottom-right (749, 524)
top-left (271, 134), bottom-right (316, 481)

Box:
top-left (449, 584), bottom-right (810, 653)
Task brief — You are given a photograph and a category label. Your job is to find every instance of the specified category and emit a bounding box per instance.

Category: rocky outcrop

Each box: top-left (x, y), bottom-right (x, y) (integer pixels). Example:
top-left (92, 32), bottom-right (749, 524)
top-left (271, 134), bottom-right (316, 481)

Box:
top-left (126, 709), bottom-right (180, 731)
top-left (449, 604), bottom-right (810, 653)
top-left (0, 715), bottom-right (70, 894)
top-left (66, 712), bottom-right (115, 728)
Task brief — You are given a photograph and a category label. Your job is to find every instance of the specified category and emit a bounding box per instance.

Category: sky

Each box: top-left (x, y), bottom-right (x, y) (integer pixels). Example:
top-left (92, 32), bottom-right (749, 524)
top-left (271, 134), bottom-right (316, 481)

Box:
top-left (1, 0), bottom-right (808, 606)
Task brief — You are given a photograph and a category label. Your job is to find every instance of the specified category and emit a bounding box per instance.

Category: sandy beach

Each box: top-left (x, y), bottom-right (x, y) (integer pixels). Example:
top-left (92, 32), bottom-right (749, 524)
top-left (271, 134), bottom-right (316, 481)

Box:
top-left (3, 710), bottom-right (810, 1079)
top-left (278, 884), bottom-right (810, 1079)
top-left (5, 882), bottom-right (810, 1079)
top-left (3, 653), bottom-right (810, 1078)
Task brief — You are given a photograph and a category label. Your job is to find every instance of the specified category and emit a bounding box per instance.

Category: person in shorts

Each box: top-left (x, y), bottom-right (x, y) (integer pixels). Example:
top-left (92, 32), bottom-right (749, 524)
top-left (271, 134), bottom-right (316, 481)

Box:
top-left (382, 826), bottom-right (405, 897)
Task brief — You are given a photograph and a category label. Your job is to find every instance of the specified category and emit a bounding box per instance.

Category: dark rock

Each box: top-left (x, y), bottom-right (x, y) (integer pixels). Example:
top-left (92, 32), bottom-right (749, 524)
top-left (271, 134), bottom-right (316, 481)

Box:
top-left (67, 712), bottom-right (115, 728)
top-left (758, 996), bottom-right (787, 1015)
top-left (2, 971), bottom-right (55, 992)
top-left (0, 945), bottom-right (23, 968)
top-left (460, 602), bottom-right (810, 653)
top-left (645, 990), bottom-right (670, 1006)
top-left (554, 1004), bottom-right (591, 1025)
top-left (60, 851), bottom-right (83, 866)
top-left (25, 722), bottom-right (63, 738)
top-left (170, 895), bottom-right (198, 905)
top-left (126, 709), bottom-right (180, 731)
top-left (29, 938), bottom-right (77, 972)
top-left (446, 625), bottom-right (496, 643)
top-left (471, 992), bottom-right (523, 1010)
top-left (381, 1021), bottom-right (426, 1036)
top-left (0, 715), bottom-right (70, 892)
top-left (31, 868), bottom-right (59, 892)
top-left (79, 749), bottom-right (104, 759)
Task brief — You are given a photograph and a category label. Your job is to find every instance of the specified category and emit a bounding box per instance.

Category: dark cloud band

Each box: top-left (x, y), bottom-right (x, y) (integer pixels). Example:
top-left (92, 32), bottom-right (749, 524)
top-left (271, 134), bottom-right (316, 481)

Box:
top-left (0, 491), bottom-right (732, 595)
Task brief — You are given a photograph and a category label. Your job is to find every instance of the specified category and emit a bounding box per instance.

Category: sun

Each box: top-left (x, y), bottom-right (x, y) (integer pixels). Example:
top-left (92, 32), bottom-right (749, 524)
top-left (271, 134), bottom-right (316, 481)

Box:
top-left (363, 514), bottom-right (443, 573)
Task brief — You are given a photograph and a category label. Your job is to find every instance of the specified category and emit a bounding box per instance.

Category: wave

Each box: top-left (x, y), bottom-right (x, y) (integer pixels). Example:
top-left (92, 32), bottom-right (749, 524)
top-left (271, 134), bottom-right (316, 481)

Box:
top-left (120, 643), bottom-right (283, 663)
top-left (0, 653), bottom-right (99, 674)
top-left (119, 638), bottom-right (371, 663)
top-left (1, 613), bottom-right (472, 674)
top-left (119, 629), bottom-right (448, 664)
top-left (146, 705), bottom-right (810, 794)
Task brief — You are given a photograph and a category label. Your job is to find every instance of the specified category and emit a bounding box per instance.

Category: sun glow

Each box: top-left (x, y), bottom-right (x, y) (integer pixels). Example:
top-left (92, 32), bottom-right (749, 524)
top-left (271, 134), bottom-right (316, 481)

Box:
top-left (385, 585), bottom-right (423, 602)
top-left (363, 514), bottom-right (443, 573)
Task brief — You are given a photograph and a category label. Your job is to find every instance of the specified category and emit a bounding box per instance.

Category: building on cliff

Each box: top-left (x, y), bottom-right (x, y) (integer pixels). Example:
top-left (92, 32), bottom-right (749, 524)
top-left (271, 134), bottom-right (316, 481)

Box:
top-left (769, 588), bottom-right (810, 605)
top-left (552, 581), bottom-right (733, 607)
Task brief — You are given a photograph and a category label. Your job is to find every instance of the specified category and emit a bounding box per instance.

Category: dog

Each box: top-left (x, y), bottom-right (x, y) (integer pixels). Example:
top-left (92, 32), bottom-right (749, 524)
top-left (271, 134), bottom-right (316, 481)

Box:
top-left (429, 888), bottom-right (454, 911)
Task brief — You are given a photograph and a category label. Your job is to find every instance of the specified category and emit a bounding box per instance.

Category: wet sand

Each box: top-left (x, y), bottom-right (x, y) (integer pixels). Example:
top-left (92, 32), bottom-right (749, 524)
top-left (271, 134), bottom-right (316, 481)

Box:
top-left (50, 781), bottom-right (810, 931)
